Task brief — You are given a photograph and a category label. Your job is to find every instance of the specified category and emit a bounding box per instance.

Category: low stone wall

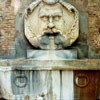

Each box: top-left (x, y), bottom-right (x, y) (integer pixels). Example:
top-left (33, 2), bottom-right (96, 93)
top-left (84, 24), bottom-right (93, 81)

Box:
top-left (0, 59), bottom-right (100, 70)
top-left (0, 59), bottom-right (100, 100)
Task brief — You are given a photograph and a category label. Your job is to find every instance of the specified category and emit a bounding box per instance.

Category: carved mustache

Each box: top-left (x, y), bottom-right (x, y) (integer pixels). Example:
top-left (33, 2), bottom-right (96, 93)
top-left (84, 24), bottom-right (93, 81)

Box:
top-left (43, 28), bottom-right (61, 33)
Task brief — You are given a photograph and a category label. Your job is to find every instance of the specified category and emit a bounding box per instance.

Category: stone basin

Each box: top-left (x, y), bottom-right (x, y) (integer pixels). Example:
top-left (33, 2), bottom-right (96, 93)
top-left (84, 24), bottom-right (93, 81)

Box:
top-left (0, 59), bottom-right (100, 100)
top-left (0, 65), bottom-right (74, 100)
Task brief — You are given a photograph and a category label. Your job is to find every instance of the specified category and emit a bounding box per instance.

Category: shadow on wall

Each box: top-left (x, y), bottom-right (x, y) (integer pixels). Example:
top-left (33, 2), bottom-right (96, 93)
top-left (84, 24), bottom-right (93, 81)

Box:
top-left (0, 98), bottom-right (6, 100)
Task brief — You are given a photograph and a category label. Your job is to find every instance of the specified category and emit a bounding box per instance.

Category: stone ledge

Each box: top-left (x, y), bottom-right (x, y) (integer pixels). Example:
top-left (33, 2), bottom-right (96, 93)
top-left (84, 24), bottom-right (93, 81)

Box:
top-left (0, 59), bottom-right (100, 70)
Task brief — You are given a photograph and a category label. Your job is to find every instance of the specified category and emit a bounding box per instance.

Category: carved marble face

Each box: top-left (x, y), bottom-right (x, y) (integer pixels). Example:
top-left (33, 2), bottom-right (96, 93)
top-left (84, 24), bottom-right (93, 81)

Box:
top-left (38, 4), bottom-right (63, 35)
top-left (38, 4), bottom-right (65, 49)
top-left (24, 0), bottom-right (79, 49)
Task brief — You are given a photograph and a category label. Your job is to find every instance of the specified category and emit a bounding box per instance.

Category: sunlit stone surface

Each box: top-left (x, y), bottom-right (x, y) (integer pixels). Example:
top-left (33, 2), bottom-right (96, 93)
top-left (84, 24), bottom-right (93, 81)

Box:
top-left (43, 0), bottom-right (59, 4)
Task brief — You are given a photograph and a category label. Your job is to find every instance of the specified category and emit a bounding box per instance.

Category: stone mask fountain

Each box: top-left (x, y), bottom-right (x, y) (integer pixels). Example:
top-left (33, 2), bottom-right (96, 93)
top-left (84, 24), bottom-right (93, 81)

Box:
top-left (0, 0), bottom-right (80, 100)
top-left (24, 0), bottom-right (79, 60)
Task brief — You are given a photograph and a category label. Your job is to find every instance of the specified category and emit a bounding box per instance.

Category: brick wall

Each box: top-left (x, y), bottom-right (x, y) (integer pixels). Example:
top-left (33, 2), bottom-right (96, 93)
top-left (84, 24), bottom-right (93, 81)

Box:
top-left (87, 0), bottom-right (100, 58)
top-left (0, 0), bottom-right (100, 59)
top-left (0, 0), bottom-right (15, 58)
top-left (67, 0), bottom-right (100, 58)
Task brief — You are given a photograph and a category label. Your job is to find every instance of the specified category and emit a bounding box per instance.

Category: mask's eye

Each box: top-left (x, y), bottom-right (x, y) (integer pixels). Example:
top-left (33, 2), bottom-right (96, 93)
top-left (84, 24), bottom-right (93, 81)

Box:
top-left (53, 16), bottom-right (61, 21)
top-left (40, 16), bottom-right (49, 22)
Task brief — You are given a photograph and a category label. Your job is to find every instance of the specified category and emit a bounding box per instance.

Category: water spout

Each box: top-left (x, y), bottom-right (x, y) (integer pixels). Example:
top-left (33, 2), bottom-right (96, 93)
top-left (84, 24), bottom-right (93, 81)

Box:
top-left (49, 36), bottom-right (55, 50)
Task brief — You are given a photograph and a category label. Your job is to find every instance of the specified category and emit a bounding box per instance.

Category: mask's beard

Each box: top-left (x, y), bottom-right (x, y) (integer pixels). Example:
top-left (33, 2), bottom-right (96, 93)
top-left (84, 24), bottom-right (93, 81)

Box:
top-left (39, 32), bottom-right (66, 49)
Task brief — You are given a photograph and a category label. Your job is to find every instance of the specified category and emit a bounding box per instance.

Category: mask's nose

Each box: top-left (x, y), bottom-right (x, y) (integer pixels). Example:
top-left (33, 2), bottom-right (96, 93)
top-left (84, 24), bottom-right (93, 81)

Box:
top-left (48, 23), bottom-right (55, 29)
top-left (48, 17), bottom-right (55, 29)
